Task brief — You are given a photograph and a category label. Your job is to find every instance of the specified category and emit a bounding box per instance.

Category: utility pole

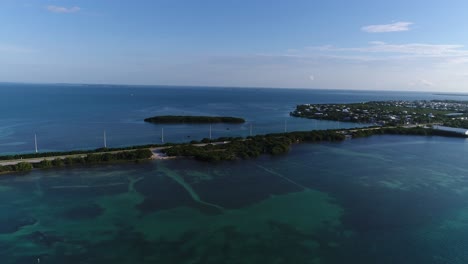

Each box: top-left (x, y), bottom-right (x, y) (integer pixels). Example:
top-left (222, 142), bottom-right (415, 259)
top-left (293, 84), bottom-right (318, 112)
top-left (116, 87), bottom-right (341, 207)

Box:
top-left (161, 128), bottom-right (164, 143)
top-left (34, 134), bottom-right (38, 153)
top-left (103, 131), bottom-right (107, 148)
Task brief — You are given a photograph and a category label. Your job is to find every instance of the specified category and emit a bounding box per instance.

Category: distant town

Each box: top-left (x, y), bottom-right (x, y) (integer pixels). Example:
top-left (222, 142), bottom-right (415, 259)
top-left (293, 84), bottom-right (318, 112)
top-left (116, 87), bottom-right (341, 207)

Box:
top-left (291, 100), bottom-right (468, 128)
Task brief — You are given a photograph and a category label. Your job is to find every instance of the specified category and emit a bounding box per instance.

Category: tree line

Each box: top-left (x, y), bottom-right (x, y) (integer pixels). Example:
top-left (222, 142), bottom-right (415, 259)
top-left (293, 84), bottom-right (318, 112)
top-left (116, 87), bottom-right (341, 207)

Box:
top-left (163, 130), bottom-right (346, 162)
top-left (1, 126), bottom-right (466, 173)
top-left (350, 127), bottom-right (467, 138)
top-left (144, 115), bottom-right (245, 124)
top-left (0, 149), bottom-right (153, 174)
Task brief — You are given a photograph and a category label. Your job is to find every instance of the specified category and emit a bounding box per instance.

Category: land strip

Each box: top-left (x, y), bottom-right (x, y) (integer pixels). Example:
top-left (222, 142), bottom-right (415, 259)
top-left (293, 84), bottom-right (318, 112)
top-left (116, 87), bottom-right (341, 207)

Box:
top-left (1, 99), bottom-right (467, 176)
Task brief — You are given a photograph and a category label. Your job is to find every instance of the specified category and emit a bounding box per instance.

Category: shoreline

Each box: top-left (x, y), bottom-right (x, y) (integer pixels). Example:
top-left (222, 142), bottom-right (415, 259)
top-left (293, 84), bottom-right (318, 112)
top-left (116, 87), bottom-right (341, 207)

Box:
top-left (0, 126), bottom-right (466, 175)
top-left (150, 147), bottom-right (176, 160)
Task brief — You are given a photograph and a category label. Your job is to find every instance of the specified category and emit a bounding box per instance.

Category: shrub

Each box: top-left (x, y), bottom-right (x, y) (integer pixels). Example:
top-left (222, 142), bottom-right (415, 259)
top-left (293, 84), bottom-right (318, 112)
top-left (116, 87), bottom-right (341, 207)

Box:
top-left (14, 162), bottom-right (33, 172)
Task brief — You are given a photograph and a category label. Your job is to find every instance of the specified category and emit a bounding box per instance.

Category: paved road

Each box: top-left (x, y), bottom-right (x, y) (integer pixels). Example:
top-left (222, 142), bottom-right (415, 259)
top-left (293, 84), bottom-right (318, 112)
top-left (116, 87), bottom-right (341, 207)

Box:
top-left (0, 154), bottom-right (87, 166)
top-left (0, 149), bottom-right (151, 166)
top-left (0, 141), bottom-right (232, 166)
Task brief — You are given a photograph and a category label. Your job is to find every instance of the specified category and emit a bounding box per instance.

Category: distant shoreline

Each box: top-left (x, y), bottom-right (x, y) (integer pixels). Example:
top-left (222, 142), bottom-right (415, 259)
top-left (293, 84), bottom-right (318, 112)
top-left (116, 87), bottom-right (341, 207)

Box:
top-left (433, 93), bottom-right (468, 97)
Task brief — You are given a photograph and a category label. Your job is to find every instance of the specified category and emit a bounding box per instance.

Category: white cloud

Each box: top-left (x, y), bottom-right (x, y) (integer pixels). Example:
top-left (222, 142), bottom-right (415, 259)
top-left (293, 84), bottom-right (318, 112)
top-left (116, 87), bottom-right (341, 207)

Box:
top-left (46, 5), bottom-right (81, 13)
top-left (361, 22), bottom-right (413, 33)
top-left (309, 75), bottom-right (315, 81)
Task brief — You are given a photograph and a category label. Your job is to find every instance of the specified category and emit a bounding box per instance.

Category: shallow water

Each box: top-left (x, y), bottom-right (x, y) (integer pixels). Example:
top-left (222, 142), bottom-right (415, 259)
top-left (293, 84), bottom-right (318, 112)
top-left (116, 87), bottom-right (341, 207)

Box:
top-left (1, 135), bottom-right (468, 263)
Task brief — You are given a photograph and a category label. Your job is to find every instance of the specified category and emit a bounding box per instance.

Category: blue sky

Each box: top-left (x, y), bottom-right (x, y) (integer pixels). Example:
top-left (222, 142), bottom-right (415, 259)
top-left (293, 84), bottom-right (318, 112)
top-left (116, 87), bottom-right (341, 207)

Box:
top-left (2, 0), bottom-right (468, 91)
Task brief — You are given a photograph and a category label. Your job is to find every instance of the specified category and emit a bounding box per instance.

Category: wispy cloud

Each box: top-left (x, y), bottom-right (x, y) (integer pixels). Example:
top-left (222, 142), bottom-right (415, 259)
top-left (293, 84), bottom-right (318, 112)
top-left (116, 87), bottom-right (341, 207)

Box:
top-left (410, 79), bottom-right (435, 87)
top-left (363, 41), bottom-right (464, 56)
top-left (444, 57), bottom-right (468, 65)
top-left (46, 5), bottom-right (81, 14)
top-left (307, 41), bottom-right (468, 58)
top-left (361, 22), bottom-right (413, 33)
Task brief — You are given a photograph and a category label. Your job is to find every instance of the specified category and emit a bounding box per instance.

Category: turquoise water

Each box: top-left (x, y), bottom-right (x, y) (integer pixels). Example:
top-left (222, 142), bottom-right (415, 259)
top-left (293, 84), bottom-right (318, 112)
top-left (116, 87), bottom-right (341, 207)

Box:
top-left (3, 85), bottom-right (468, 263)
top-left (1, 135), bottom-right (468, 263)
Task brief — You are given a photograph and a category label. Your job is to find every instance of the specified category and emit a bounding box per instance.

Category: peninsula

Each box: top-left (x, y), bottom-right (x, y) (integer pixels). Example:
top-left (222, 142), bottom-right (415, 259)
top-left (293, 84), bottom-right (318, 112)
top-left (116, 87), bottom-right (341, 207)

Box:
top-left (1, 124), bottom-right (465, 175)
top-left (144, 115), bottom-right (245, 124)
top-left (3, 100), bottom-right (468, 175)
top-left (290, 100), bottom-right (468, 128)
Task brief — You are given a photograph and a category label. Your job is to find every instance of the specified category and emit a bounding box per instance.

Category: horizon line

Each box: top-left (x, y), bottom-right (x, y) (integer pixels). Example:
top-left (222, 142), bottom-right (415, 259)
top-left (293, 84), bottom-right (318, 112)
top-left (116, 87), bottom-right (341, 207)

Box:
top-left (0, 80), bottom-right (454, 94)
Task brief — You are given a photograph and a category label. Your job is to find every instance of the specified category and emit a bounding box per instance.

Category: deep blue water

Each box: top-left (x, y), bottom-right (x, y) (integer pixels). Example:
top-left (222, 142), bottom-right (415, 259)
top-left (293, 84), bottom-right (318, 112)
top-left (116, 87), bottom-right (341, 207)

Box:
top-left (0, 83), bottom-right (465, 154)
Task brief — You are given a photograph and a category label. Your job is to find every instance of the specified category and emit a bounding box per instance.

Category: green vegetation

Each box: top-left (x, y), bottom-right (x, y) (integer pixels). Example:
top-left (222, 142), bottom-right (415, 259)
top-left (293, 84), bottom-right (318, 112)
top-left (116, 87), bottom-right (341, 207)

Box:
top-left (349, 127), bottom-right (467, 138)
top-left (442, 119), bottom-right (468, 129)
top-left (163, 130), bottom-right (346, 162)
top-left (0, 145), bottom-right (164, 161)
top-left (291, 100), bottom-right (468, 126)
top-left (1, 123), bottom-right (468, 173)
top-left (0, 162), bottom-right (33, 174)
top-left (144, 115), bottom-right (245, 124)
top-left (163, 126), bottom-right (468, 162)
top-left (0, 149), bottom-right (153, 175)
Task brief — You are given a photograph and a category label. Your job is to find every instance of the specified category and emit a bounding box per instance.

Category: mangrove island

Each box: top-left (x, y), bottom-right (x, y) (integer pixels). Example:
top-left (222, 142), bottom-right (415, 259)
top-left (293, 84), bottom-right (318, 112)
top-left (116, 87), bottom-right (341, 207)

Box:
top-left (144, 115), bottom-right (245, 124)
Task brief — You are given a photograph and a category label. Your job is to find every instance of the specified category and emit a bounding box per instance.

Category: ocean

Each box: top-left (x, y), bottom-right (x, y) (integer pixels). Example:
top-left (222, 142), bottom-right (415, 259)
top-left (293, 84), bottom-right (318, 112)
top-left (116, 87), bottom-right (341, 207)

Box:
top-left (1, 83), bottom-right (461, 154)
top-left (1, 84), bottom-right (468, 263)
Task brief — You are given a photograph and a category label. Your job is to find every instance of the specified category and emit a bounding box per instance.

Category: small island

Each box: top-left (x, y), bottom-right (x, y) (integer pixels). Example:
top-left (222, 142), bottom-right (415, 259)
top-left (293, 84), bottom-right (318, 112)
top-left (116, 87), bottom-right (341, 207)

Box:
top-left (144, 115), bottom-right (245, 124)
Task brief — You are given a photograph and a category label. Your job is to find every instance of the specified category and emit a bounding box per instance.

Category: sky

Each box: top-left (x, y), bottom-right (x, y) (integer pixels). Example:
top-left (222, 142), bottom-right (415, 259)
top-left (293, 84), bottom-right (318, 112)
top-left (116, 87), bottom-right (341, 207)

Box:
top-left (2, 0), bottom-right (468, 91)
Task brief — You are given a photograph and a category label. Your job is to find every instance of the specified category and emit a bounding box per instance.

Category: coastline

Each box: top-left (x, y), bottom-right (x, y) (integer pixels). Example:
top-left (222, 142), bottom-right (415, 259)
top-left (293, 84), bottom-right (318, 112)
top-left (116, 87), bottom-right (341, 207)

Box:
top-left (1, 125), bottom-right (466, 176)
top-left (150, 147), bottom-right (176, 160)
